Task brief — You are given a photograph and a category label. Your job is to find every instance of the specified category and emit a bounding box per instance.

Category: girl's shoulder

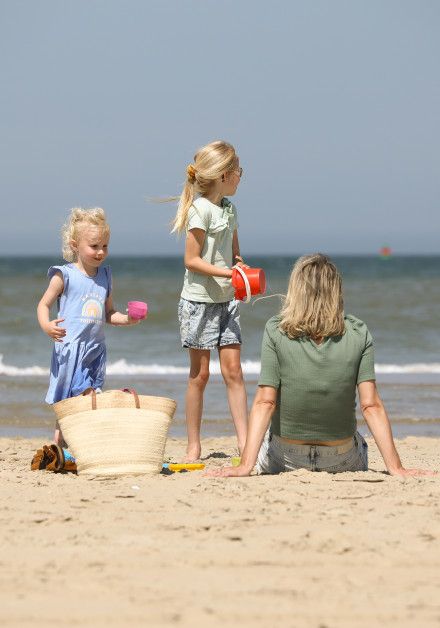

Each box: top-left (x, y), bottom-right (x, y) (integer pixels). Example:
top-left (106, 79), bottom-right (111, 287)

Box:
top-left (47, 264), bottom-right (112, 286)
top-left (92, 264), bottom-right (112, 290)
top-left (47, 263), bottom-right (71, 281)
top-left (102, 264), bottom-right (112, 286)
top-left (191, 197), bottom-right (213, 216)
top-left (186, 198), bottom-right (212, 230)
top-left (192, 197), bottom-right (237, 215)
top-left (189, 197), bottom-right (238, 234)
top-left (46, 264), bottom-right (72, 295)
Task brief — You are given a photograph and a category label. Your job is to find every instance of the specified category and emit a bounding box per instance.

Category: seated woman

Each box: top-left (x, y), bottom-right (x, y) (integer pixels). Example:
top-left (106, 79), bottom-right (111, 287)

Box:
top-left (216, 254), bottom-right (433, 478)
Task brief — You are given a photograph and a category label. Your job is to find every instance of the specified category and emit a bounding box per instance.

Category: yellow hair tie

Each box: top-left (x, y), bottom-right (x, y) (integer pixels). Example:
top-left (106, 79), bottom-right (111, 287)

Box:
top-left (186, 164), bottom-right (196, 181)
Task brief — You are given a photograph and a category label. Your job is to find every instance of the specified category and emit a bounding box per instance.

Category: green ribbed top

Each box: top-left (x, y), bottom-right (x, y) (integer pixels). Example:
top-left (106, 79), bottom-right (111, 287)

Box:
top-left (258, 314), bottom-right (376, 441)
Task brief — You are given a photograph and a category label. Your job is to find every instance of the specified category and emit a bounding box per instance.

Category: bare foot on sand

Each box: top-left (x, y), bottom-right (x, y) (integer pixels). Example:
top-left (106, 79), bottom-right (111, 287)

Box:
top-left (184, 444), bottom-right (201, 463)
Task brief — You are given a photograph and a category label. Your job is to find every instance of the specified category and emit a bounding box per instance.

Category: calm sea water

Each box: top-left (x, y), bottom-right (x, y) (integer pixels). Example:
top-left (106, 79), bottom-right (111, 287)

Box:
top-left (1, 255), bottom-right (439, 438)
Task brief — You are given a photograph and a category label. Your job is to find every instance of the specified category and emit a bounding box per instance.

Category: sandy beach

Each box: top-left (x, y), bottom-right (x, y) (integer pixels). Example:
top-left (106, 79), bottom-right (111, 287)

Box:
top-left (1, 435), bottom-right (439, 628)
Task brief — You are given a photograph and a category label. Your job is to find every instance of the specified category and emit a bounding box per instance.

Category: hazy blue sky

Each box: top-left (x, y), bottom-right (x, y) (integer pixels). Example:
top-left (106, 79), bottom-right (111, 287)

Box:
top-left (1, 0), bottom-right (439, 255)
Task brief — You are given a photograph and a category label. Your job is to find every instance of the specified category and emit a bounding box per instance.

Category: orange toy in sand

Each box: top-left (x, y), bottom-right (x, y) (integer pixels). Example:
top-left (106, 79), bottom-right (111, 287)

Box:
top-left (232, 266), bottom-right (266, 303)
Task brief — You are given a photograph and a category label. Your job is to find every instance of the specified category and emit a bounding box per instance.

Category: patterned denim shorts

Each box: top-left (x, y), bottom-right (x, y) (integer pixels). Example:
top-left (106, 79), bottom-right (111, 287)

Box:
top-left (178, 298), bottom-right (242, 350)
top-left (256, 430), bottom-right (368, 474)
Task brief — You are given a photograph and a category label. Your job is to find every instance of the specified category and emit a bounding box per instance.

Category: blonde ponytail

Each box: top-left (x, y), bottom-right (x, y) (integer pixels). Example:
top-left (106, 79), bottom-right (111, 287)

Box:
top-left (171, 180), bottom-right (196, 234)
top-left (171, 140), bottom-right (238, 234)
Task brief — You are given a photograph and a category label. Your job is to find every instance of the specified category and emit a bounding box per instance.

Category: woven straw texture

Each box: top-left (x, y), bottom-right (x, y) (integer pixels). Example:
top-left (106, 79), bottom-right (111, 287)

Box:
top-left (54, 390), bottom-right (176, 476)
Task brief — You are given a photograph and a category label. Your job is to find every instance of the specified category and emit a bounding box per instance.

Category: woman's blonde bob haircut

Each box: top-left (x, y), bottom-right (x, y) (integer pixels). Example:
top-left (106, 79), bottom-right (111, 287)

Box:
top-left (279, 254), bottom-right (345, 340)
top-left (171, 140), bottom-right (238, 234)
top-left (62, 207), bottom-right (110, 262)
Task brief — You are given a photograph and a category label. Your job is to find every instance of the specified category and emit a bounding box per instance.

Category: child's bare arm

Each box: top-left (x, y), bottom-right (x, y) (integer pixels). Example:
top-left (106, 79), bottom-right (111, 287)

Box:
top-left (37, 273), bottom-right (66, 342)
top-left (184, 228), bottom-right (233, 278)
top-left (105, 293), bottom-right (139, 326)
top-left (232, 229), bottom-right (248, 267)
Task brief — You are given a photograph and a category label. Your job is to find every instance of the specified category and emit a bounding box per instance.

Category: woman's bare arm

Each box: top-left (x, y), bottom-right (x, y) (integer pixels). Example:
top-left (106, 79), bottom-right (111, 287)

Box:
top-left (207, 386), bottom-right (277, 477)
top-left (358, 380), bottom-right (436, 476)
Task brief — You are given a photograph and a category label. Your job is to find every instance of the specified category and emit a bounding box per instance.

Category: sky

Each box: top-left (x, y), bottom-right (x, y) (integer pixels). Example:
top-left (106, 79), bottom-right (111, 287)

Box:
top-left (0, 0), bottom-right (439, 256)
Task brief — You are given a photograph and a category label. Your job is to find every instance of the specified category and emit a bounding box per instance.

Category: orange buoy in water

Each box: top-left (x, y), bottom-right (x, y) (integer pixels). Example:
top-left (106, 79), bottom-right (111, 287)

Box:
top-left (380, 245), bottom-right (392, 259)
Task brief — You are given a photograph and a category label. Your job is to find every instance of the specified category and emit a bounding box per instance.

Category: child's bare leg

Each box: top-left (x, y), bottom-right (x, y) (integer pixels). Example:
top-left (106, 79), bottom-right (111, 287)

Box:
top-left (184, 349), bottom-right (210, 462)
top-left (53, 421), bottom-right (67, 447)
top-left (218, 345), bottom-right (248, 454)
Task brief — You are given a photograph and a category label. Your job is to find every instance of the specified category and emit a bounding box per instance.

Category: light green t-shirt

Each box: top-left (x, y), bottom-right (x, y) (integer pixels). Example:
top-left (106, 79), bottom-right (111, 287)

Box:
top-left (181, 197), bottom-right (238, 303)
top-left (258, 314), bottom-right (376, 441)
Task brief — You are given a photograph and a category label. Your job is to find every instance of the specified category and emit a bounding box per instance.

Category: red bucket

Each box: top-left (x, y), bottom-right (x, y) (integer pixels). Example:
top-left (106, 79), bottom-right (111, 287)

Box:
top-left (232, 267), bottom-right (266, 302)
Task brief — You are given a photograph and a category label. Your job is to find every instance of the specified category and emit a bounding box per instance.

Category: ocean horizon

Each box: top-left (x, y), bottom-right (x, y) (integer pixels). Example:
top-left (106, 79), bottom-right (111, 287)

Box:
top-left (1, 254), bottom-right (439, 438)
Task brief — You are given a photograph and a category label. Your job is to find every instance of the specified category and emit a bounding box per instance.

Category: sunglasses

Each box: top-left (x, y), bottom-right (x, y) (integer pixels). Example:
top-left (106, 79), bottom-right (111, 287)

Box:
top-left (223, 167), bottom-right (243, 182)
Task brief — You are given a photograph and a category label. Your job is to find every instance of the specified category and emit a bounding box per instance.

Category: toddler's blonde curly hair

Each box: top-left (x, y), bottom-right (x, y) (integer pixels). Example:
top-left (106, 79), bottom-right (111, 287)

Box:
top-left (61, 207), bottom-right (110, 262)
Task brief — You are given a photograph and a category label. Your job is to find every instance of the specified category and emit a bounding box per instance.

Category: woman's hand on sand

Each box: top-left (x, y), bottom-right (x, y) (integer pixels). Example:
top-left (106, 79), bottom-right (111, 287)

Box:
top-left (205, 465), bottom-right (252, 478)
top-left (45, 318), bottom-right (66, 342)
top-left (388, 467), bottom-right (437, 477)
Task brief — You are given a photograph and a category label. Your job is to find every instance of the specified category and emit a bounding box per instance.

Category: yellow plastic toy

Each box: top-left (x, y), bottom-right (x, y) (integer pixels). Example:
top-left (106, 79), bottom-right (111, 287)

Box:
top-left (163, 463), bottom-right (205, 473)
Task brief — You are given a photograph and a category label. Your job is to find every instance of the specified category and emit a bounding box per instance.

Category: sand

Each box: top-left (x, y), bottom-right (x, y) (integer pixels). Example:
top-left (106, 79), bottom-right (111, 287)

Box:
top-left (0, 435), bottom-right (439, 628)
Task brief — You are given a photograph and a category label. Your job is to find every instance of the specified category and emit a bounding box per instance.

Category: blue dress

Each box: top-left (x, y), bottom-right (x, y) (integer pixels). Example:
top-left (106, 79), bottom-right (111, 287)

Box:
top-left (45, 264), bottom-right (112, 404)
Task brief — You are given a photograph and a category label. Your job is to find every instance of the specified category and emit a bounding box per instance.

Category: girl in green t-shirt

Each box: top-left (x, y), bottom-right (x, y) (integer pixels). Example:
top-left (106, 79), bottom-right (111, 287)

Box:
top-left (171, 140), bottom-right (248, 462)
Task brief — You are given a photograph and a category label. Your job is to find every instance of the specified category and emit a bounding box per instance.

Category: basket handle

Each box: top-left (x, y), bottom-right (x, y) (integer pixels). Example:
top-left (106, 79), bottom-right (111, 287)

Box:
top-left (82, 388), bottom-right (97, 410)
top-left (82, 388), bottom-right (140, 410)
top-left (121, 388), bottom-right (141, 409)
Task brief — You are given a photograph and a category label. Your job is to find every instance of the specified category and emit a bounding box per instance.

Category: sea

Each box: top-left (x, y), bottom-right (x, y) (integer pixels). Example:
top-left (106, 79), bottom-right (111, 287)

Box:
top-left (1, 255), bottom-right (440, 440)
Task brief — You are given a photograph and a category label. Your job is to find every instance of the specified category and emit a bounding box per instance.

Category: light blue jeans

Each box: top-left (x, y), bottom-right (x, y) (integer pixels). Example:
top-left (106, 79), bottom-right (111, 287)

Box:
top-left (256, 430), bottom-right (368, 474)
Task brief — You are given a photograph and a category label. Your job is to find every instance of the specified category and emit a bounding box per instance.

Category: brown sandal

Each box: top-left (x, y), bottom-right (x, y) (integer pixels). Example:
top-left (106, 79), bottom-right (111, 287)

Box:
top-left (31, 446), bottom-right (50, 471)
top-left (31, 444), bottom-right (77, 473)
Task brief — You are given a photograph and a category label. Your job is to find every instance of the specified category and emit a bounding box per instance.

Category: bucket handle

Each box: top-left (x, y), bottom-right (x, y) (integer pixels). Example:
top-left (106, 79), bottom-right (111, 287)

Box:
top-left (233, 265), bottom-right (251, 303)
top-left (83, 388), bottom-right (141, 410)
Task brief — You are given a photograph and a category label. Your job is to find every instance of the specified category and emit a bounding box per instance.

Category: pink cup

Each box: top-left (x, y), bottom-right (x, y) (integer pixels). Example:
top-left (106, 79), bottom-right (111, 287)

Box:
top-left (127, 301), bottom-right (148, 320)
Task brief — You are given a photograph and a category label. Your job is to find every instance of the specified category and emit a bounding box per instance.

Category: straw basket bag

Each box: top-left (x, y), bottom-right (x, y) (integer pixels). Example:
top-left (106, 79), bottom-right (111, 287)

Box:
top-left (53, 389), bottom-right (176, 476)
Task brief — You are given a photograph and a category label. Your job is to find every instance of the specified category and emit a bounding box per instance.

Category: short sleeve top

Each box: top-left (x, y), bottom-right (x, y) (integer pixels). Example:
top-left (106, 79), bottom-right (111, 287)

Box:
top-left (48, 263), bottom-right (112, 344)
top-left (180, 196), bottom-right (238, 303)
top-left (258, 314), bottom-right (376, 440)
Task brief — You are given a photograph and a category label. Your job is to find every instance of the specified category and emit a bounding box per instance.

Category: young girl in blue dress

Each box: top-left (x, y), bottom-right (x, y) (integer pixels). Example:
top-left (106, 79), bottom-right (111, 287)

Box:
top-left (37, 207), bottom-right (141, 444)
top-left (172, 140), bottom-right (248, 462)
